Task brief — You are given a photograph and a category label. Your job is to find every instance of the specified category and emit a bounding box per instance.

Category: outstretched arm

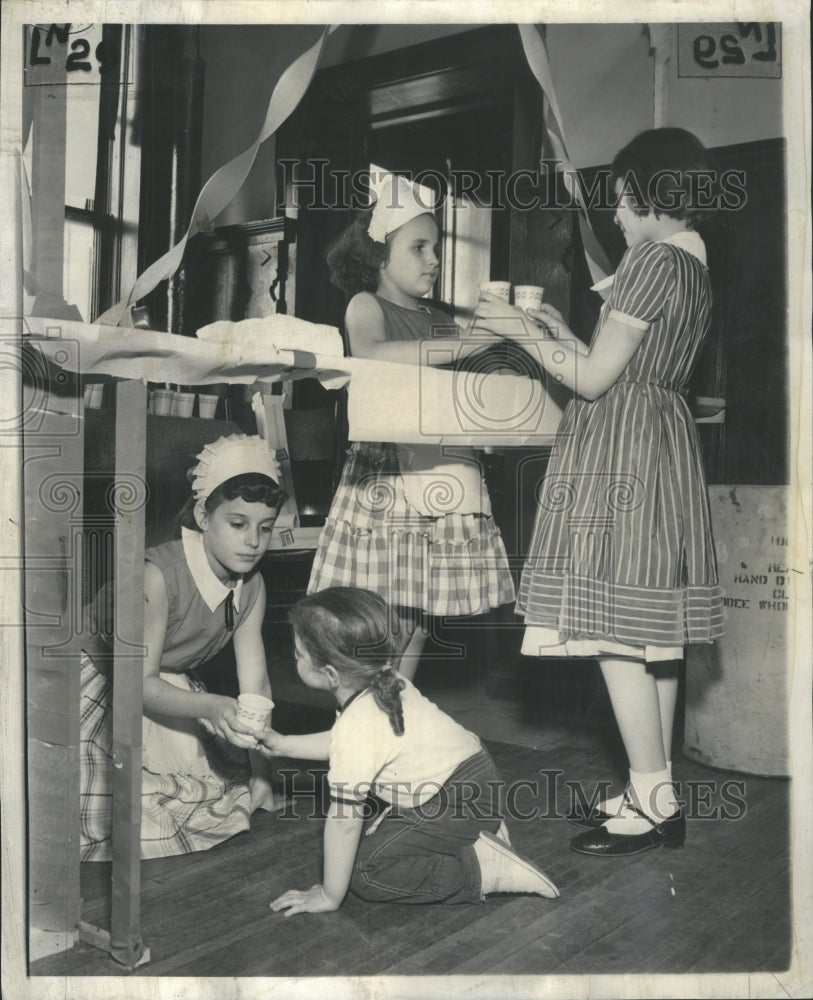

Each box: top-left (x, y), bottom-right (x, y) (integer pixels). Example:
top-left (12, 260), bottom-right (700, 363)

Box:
top-left (346, 291), bottom-right (502, 366)
top-left (257, 728), bottom-right (332, 760)
top-left (473, 294), bottom-right (646, 400)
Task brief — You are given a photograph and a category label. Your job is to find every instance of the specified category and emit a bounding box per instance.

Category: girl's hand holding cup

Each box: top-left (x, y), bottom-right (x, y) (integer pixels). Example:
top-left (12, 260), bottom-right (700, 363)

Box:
top-left (255, 727), bottom-right (289, 757)
top-left (205, 694), bottom-right (259, 748)
top-left (525, 303), bottom-right (573, 341)
top-left (474, 292), bottom-right (543, 341)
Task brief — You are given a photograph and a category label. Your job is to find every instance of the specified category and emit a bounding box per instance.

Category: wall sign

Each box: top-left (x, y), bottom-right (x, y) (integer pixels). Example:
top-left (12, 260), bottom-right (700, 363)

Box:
top-left (677, 23), bottom-right (781, 78)
top-left (24, 24), bottom-right (119, 86)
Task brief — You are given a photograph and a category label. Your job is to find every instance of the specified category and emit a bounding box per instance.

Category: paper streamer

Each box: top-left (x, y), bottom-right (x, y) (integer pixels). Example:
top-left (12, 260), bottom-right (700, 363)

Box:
top-left (97, 25), bottom-right (336, 327)
top-left (518, 25), bottom-right (612, 286)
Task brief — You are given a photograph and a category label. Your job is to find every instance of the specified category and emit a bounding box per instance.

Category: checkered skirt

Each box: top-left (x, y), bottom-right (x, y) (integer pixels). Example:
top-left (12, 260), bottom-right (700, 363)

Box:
top-left (80, 655), bottom-right (252, 861)
top-left (308, 443), bottom-right (516, 616)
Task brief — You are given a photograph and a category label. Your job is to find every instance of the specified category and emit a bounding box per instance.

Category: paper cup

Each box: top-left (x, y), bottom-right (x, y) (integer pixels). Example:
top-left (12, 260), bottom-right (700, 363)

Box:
top-left (480, 280), bottom-right (512, 302)
top-left (197, 393), bottom-right (219, 419)
top-left (236, 693), bottom-right (274, 735)
top-left (152, 388), bottom-right (174, 415)
top-left (514, 285), bottom-right (545, 311)
top-left (84, 384), bottom-right (104, 409)
top-left (173, 391), bottom-right (195, 418)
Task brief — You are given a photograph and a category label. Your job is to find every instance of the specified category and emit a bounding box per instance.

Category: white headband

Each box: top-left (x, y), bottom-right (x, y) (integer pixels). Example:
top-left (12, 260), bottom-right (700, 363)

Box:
top-left (367, 174), bottom-right (436, 244)
top-left (191, 434), bottom-right (282, 503)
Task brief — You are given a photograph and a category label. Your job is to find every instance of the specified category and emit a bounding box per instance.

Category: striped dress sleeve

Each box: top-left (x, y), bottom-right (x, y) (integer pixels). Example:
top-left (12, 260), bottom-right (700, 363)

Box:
top-left (608, 242), bottom-right (675, 329)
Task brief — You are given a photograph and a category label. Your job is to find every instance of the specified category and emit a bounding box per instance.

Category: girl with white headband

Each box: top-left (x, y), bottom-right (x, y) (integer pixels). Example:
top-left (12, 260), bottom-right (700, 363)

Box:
top-left (79, 434), bottom-right (287, 859)
top-left (307, 174), bottom-right (515, 682)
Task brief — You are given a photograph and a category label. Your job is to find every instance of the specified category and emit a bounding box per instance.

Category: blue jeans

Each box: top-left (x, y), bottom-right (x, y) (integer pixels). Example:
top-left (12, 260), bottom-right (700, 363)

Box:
top-left (350, 747), bottom-right (503, 905)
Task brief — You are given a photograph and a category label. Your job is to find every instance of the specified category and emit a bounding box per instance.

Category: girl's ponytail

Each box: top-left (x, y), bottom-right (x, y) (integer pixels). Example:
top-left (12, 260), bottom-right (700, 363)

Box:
top-left (370, 666), bottom-right (405, 736)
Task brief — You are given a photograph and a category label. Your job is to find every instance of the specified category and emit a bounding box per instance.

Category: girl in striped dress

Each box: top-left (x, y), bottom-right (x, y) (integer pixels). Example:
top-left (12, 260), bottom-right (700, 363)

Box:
top-left (474, 129), bottom-right (725, 856)
top-left (308, 174), bottom-right (515, 681)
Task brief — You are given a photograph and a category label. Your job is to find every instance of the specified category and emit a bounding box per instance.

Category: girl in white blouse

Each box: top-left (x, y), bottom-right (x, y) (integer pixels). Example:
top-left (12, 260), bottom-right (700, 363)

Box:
top-left (260, 587), bottom-right (559, 914)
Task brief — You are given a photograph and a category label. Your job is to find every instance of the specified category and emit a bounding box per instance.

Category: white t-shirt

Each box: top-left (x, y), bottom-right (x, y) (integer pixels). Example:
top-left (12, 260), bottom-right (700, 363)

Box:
top-left (327, 676), bottom-right (482, 808)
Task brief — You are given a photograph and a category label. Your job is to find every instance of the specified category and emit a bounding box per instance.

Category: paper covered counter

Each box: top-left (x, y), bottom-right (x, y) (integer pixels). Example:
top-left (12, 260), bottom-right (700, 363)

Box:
top-left (23, 315), bottom-right (351, 389)
top-left (344, 355), bottom-right (564, 446)
top-left (24, 315), bottom-right (565, 446)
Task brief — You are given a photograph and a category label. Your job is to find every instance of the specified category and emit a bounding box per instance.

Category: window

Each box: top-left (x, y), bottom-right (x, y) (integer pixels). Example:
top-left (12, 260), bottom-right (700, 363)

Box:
top-left (24, 23), bottom-right (141, 322)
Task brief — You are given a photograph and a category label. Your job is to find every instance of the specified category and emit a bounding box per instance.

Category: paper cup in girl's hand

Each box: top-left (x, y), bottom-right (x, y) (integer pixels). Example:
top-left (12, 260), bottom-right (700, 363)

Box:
top-left (480, 281), bottom-right (512, 302)
top-left (236, 693), bottom-right (274, 735)
top-left (514, 285), bottom-right (545, 311)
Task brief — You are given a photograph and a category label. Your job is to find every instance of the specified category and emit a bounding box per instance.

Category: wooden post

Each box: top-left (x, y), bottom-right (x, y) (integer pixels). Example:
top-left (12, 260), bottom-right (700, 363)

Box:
top-left (23, 400), bottom-right (84, 956)
top-left (109, 378), bottom-right (148, 967)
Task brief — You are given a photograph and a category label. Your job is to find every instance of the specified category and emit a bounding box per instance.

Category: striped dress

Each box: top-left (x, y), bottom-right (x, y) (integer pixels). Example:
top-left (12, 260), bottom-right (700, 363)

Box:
top-left (517, 237), bottom-right (725, 660)
top-left (308, 295), bottom-right (515, 617)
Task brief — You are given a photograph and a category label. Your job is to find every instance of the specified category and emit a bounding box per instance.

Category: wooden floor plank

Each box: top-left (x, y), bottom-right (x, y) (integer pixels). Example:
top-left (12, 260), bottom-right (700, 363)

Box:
top-left (29, 737), bottom-right (792, 979)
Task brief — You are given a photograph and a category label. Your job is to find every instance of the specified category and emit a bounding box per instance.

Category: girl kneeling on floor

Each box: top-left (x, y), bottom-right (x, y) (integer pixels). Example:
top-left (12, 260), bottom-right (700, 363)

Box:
top-left (261, 587), bottom-right (559, 914)
top-left (80, 434), bottom-right (286, 860)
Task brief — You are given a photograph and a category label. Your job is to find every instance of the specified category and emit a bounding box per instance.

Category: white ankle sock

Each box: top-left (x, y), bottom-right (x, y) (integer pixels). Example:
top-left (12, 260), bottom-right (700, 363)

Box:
top-left (604, 767), bottom-right (678, 835)
top-left (601, 761), bottom-right (673, 816)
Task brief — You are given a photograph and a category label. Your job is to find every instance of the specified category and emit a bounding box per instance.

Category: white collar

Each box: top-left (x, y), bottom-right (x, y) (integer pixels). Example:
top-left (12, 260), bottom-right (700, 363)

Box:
top-left (590, 230), bottom-right (707, 293)
top-left (660, 229), bottom-right (707, 265)
top-left (182, 527), bottom-right (243, 614)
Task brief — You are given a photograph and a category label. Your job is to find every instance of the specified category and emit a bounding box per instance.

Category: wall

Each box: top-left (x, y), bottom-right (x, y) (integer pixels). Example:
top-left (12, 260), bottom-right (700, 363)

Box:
top-left (546, 23), bottom-right (654, 169)
top-left (664, 29), bottom-right (784, 149)
top-left (199, 22), bottom-right (785, 225)
top-left (199, 24), bottom-right (473, 226)
top-left (546, 23), bottom-right (784, 168)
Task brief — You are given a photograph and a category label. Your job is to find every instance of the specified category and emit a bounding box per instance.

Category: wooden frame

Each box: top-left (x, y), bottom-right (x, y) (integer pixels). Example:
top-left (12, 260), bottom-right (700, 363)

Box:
top-left (24, 376), bottom-right (149, 968)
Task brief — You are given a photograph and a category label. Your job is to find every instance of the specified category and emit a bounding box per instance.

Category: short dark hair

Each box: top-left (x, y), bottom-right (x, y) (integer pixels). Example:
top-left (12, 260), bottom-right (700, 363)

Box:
top-left (326, 209), bottom-right (390, 296)
top-left (290, 587), bottom-right (405, 736)
top-left (611, 127), bottom-right (720, 226)
top-left (175, 472), bottom-right (287, 534)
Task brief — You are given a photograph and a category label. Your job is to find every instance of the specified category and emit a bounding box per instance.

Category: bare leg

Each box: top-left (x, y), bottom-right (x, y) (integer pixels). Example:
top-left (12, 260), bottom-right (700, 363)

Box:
top-left (598, 657), bottom-right (679, 830)
top-left (651, 661), bottom-right (681, 762)
top-left (598, 657), bottom-right (666, 772)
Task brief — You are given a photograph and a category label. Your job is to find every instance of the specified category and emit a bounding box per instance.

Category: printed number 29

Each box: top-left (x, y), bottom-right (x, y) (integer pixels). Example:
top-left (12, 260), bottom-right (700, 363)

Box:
top-left (693, 23), bottom-right (777, 70)
top-left (29, 26), bottom-right (118, 74)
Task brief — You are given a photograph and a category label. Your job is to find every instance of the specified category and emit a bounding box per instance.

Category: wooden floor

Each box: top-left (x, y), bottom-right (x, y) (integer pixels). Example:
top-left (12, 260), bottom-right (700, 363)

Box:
top-left (30, 732), bottom-right (791, 978)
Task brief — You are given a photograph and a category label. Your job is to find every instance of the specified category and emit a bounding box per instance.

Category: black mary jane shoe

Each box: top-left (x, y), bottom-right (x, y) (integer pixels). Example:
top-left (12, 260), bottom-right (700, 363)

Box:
top-left (570, 806), bottom-right (686, 857)
top-left (567, 804), bottom-right (613, 830)
top-left (567, 789), bottom-right (632, 829)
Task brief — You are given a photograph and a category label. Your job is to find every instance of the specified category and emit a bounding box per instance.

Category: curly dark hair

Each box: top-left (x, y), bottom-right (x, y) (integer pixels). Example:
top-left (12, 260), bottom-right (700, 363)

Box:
top-left (326, 209), bottom-right (391, 296)
top-left (290, 587), bottom-right (405, 736)
top-left (175, 472), bottom-right (287, 534)
top-left (611, 127), bottom-right (720, 226)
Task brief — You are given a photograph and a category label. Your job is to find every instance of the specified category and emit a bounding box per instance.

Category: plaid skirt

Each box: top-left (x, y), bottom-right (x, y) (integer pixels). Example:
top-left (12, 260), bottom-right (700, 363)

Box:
top-left (308, 443), bottom-right (516, 616)
top-left (80, 655), bottom-right (251, 861)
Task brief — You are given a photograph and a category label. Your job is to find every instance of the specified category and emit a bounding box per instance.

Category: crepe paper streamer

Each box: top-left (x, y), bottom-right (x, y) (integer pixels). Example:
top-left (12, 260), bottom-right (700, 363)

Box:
top-left (15, 149), bottom-right (35, 297)
top-left (518, 25), bottom-right (612, 286)
top-left (97, 25), bottom-right (337, 328)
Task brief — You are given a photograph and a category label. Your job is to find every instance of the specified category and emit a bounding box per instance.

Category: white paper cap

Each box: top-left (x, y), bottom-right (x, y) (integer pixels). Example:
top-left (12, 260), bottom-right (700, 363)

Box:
top-left (191, 434), bottom-right (282, 503)
top-left (367, 174), bottom-right (436, 243)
